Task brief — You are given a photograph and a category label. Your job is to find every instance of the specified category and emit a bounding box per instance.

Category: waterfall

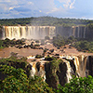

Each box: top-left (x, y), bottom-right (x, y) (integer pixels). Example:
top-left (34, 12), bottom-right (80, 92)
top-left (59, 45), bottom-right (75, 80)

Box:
top-left (61, 55), bottom-right (89, 78)
top-left (78, 26), bottom-right (79, 38)
top-left (72, 56), bottom-right (80, 77)
top-left (38, 64), bottom-right (46, 81)
top-left (77, 55), bottom-right (88, 77)
top-left (29, 62), bottom-right (46, 81)
top-left (1, 25), bottom-right (88, 39)
top-left (2, 26), bottom-right (56, 39)
top-left (72, 26), bottom-right (76, 37)
top-left (29, 63), bottom-right (38, 79)
top-left (83, 27), bottom-right (86, 38)
top-left (65, 60), bottom-right (72, 83)
top-left (49, 26), bottom-right (56, 39)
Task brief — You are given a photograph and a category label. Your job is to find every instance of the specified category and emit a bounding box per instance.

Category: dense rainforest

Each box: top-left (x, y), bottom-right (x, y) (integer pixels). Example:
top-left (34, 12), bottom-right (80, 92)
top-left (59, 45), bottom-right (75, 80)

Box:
top-left (0, 16), bottom-right (93, 27)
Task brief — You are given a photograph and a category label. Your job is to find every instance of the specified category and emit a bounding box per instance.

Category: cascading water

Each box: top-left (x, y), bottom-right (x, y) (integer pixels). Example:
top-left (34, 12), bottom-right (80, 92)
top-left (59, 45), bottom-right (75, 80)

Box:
top-left (38, 64), bottom-right (46, 81)
top-left (2, 26), bottom-right (56, 39)
top-left (29, 63), bottom-right (38, 78)
top-left (29, 62), bottom-right (46, 81)
top-left (28, 55), bottom-right (93, 89)
top-left (63, 59), bottom-right (72, 83)
top-left (1, 25), bottom-right (89, 39)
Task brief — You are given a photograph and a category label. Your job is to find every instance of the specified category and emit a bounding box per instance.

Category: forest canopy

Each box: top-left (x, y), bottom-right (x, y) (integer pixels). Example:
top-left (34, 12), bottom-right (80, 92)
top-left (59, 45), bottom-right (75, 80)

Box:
top-left (0, 16), bottom-right (93, 27)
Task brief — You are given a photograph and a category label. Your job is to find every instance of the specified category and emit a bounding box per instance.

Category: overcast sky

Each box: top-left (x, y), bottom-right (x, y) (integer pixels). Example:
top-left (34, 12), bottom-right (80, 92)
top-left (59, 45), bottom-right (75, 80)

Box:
top-left (0, 0), bottom-right (93, 19)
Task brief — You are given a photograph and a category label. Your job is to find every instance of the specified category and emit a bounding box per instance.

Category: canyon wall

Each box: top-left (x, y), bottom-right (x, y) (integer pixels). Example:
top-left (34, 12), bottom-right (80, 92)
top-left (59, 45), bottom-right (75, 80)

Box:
top-left (0, 28), bottom-right (3, 39)
top-left (72, 26), bottom-right (86, 38)
top-left (56, 26), bottom-right (73, 37)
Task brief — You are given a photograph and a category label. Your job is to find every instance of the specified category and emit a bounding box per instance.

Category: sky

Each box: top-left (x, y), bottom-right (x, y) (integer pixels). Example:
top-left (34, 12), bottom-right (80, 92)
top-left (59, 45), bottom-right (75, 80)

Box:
top-left (0, 0), bottom-right (93, 19)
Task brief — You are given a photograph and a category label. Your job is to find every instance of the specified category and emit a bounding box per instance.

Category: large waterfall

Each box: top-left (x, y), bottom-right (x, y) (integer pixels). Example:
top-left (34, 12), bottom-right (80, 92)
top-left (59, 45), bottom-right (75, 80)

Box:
top-left (72, 26), bottom-right (86, 38)
top-left (0, 25), bottom-right (92, 39)
top-left (2, 26), bottom-right (56, 39)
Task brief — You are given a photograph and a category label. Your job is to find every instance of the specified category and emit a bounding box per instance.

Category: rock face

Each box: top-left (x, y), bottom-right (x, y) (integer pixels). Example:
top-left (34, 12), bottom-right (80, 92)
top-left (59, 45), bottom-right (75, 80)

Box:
top-left (0, 28), bottom-right (3, 39)
top-left (86, 56), bottom-right (93, 77)
top-left (28, 55), bottom-right (93, 88)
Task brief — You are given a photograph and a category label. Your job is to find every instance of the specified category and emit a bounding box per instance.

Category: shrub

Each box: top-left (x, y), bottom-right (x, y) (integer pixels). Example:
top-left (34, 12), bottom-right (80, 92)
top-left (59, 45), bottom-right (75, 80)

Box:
top-left (0, 65), bottom-right (54, 93)
top-left (56, 75), bottom-right (93, 93)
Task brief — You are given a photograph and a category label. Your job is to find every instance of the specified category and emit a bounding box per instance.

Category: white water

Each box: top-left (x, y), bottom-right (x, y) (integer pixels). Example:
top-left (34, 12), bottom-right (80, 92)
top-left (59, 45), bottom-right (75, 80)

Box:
top-left (2, 26), bottom-right (56, 39)
top-left (65, 59), bottom-right (72, 83)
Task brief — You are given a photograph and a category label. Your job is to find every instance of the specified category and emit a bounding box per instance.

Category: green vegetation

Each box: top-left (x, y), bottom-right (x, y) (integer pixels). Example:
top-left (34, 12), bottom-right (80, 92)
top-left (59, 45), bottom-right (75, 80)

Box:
top-left (35, 40), bottom-right (39, 43)
top-left (0, 57), bottom-right (54, 93)
top-left (35, 54), bottom-right (43, 58)
top-left (72, 40), bottom-right (93, 53)
top-left (53, 35), bottom-right (93, 53)
top-left (87, 23), bottom-right (93, 28)
top-left (0, 16), bottom-right (93, 26)
top-left (0, 40), bottom-right (3, 48)
top-left (56, 75), bottom-right (93, 93)
top-left (0, 56), bottom-right (27, 69)
top-left (53, 35), bottom-right (76, 48)
top-left (0, 65), bottom-right (54, 93)
top-left (45, 55), bottom-right (56, 61)
top-left (45, 36), bottom-right (50, 40)
top-left (0, 38), bottom-right (25, 49)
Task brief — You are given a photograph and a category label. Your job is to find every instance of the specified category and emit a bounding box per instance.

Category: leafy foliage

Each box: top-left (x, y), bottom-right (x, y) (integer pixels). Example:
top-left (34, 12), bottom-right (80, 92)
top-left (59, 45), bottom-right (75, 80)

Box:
top-left (0, 16), bottom-right (93, 26)
top-left (53, 35), bottom-right (93, 53)
top-left (72, 40), bottom-right (93, 53)
top-left (0, 40), bottom-right (3, 48)
top-left (0, 65), bottom-right (29, 93)
top-left (53, 35), bottom-right (76, 48)
top-left (0, 56), bottom-right (27, 69)
top-left (0, 38), bottom-right (25, 49)
top-left (0, 65), bottom-right (54, 93)
top-left (35, 54), bottom-right (43, 58)
top-left (56, 75), bottom-right (93, 93)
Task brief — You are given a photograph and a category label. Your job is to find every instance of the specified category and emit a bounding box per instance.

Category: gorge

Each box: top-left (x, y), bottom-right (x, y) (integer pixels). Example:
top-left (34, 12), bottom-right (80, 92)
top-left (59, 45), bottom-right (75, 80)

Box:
top-left (24, 55), bottom-right (93, 88)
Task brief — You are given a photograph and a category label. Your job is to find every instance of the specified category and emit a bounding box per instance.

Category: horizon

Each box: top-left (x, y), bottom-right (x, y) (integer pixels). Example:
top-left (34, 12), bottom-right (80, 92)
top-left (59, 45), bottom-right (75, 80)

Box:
top-left (0, 0), bottom-right (93, 20)
top-left (0, 16), bottom-right (93, 21)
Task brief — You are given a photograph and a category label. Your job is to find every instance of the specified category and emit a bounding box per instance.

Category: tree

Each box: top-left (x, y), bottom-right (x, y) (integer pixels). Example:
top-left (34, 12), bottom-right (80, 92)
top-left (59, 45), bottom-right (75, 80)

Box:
top-left (0, 65), bottom-right (29, 93)
top-left (0, 40), bottom-right (3, 48)
top-left (45, 36), bottom-right (50, 40)
top-left (0, 65), bottom-right (54, 93)
top-left (56, 75), bottom-right (93, 93)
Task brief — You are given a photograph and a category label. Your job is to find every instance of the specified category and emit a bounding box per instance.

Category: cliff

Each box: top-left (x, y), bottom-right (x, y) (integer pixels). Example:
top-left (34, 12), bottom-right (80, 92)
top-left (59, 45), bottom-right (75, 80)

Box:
top-left (27, 55), bottom-right (93, 88)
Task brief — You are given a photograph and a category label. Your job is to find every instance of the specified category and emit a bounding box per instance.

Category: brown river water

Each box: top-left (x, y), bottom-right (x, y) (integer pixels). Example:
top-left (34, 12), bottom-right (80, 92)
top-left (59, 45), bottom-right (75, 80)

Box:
top-left (0, 47), bottom-right (43, 58)
top-left (0, 44), bottom-right (93, 59)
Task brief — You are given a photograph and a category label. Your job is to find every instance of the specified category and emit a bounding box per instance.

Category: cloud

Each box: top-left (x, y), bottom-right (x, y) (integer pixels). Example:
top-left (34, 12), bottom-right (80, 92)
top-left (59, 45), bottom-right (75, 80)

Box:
top-left (0, 0), bottom-right (11, 2)
top-left (69, 0), bottom-right (76, 9)
top-left (0, 0), bottom-right (92, 19)
top-left (0, 0), bottom-right (75, 18)
top-left (57, 0), bottom-right (76, 9)
top-left (27, 2), bottom-right (34, 5)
